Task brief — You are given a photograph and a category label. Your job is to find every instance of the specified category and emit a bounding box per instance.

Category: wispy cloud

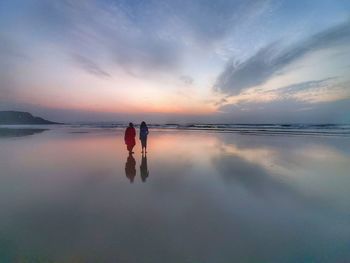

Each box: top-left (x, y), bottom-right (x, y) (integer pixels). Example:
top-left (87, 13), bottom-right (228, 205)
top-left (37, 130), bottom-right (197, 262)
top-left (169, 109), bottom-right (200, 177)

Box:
top-left (216, 77), bottom-right (349, 110)
top-left (218, 97), bottom-right (350, 123)
top-left (72, 54), bottom-right (110, 78)
top-left (214, 20), bottom-right (350, 95)
top-left (22, 0), bottom-right (274, 77)
top-left (269, 78), bottom-right (343, 103)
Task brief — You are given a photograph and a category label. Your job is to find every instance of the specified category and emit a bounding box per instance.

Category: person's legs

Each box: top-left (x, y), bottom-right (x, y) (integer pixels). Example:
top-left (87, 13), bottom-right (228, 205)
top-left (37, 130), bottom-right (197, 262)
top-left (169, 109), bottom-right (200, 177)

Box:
top-left (127, 144), bottom-right (135, 153)
top-left (141, 138), bottom-right (147, 152)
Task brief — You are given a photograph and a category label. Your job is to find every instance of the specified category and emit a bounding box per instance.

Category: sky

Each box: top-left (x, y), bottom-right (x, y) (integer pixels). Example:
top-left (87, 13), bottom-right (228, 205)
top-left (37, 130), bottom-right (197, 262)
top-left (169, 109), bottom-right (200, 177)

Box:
top-left (0, 0), bottom-right (350, 123)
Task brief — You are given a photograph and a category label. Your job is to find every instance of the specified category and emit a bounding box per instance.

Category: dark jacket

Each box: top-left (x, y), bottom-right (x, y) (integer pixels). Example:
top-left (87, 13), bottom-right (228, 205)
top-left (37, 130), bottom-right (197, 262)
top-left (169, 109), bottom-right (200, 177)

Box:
top-left (139, 126), bottom-right (149, 140)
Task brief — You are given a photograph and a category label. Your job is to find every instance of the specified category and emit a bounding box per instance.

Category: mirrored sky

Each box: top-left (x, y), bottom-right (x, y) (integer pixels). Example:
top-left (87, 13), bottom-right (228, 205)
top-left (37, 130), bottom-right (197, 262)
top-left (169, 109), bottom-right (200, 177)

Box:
top-left (1, 0), bottom-right (350, 123)
top-left (0, 129), bottom-right (350, 262)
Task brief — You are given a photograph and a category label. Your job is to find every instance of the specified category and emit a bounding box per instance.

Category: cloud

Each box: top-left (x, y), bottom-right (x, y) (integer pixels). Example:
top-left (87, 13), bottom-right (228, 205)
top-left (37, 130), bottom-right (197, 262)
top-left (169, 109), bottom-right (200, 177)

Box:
top-left (214, 20), bottom-right (350, 95)
top-left (274, 78), bottom-right (336, 94)
top-left (72, 54), bottom-right (110, 78)
top-left (0, 34), bottom-right (29, 62)
top-left (19, 0), bottom-right (274, 77)
top-left (215, 77), bottom-right (350, 123)
top-left (269, 77), bottom-right (344, 102)
top-left (179, 75), bottom-right (194, 85)
top-left (218, 97), bottom-right (350, 123)
top-left (162, 0), bottom-right (273, 41)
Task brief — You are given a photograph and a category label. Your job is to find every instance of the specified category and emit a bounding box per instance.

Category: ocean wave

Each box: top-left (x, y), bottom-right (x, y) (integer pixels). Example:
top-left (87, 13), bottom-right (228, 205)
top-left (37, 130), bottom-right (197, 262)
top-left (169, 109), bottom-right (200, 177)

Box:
top-left (76, 123), bottom-right (350, 137)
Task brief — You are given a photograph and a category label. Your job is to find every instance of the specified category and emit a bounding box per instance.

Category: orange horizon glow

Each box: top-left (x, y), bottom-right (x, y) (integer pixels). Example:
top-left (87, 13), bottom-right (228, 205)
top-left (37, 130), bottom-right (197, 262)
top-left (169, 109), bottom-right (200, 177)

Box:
top-left (23, 97), bottom-right (218, 115)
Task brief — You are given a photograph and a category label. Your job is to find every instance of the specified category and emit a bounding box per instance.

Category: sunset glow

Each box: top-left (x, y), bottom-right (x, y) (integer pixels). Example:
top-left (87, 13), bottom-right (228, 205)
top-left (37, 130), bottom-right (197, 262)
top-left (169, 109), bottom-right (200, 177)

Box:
top-left (1, 0), bottom-right (350, 123)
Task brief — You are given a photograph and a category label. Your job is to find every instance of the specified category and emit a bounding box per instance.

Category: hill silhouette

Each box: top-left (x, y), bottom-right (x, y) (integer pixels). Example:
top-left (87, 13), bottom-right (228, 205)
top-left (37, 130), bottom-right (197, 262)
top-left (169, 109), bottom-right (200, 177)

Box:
top-left (0, 111), bottom-right (62, 125)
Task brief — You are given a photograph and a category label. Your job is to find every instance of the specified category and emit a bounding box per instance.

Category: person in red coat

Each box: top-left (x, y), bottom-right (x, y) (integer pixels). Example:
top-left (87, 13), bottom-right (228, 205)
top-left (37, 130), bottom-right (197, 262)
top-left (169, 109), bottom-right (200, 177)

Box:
top-left (124, 122), bottom-right (136, 153)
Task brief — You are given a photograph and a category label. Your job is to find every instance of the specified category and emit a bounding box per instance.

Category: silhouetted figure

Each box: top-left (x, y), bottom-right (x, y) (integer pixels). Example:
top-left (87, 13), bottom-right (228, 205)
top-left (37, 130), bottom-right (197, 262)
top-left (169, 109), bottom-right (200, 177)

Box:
top-left (124, 122), bottom-right (136, 153)
top-left (139, 121), bottom-right (149, 153)
top-left (140, 153), bottom-right (149, 182)
top-left (125, 153), bottom-right (136, 183)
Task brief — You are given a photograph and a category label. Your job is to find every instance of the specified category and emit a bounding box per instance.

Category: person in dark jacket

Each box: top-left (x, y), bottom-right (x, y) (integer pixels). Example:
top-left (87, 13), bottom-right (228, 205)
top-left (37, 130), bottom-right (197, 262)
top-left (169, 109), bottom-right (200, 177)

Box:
top-left (124, 122), bottom-right (136, 153)
top-left (139, 121), bottom-right (149, 153)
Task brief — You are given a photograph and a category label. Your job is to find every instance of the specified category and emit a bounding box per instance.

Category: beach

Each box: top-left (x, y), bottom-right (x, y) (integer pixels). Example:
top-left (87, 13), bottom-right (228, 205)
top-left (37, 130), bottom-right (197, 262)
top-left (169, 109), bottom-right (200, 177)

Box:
top-left (0, 126), bottom-right (350, 262)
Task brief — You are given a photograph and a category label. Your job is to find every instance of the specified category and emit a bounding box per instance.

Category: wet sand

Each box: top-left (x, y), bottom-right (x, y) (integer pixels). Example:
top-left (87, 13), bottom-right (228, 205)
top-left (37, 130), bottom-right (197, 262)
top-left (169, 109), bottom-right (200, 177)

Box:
top-left (0, 127), bottom-right (349, 262)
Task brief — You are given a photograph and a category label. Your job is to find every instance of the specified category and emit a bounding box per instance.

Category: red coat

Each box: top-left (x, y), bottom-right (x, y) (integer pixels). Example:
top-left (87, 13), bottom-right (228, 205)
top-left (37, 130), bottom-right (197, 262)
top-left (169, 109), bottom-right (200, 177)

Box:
top-left (124, 127), bottom-right (136, 146)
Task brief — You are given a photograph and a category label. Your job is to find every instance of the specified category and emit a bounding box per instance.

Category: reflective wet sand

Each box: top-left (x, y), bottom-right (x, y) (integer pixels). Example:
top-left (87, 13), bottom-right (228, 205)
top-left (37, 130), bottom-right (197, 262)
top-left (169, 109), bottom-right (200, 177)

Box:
top-left (0, 128), bottom-right (350, 262)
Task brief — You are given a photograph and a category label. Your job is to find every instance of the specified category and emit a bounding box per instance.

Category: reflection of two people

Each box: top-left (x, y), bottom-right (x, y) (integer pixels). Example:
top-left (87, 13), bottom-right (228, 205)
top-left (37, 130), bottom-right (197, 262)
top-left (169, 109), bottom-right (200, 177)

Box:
top-left (125, 153), bottom-right (149, 183)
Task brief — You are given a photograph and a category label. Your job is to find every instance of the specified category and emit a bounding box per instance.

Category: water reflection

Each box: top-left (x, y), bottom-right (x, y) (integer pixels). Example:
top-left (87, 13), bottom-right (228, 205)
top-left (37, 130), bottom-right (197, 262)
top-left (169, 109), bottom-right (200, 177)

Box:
top-left (125, 153), bottom-right (150, 183)
top-left (0, 129), bottom-right (350, 262)
top-left (0, 128), bottom-right (47, 138)
top-left (140, 153), bottom-right (149, 182)
top-left (125, 153), bottom-right (136, 183)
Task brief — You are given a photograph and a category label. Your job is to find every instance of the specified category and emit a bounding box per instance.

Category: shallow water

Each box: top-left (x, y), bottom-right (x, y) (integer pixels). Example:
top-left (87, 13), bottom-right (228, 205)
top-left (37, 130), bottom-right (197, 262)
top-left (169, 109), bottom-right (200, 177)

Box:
top-left (0, 127), bottom-right (350, 262)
